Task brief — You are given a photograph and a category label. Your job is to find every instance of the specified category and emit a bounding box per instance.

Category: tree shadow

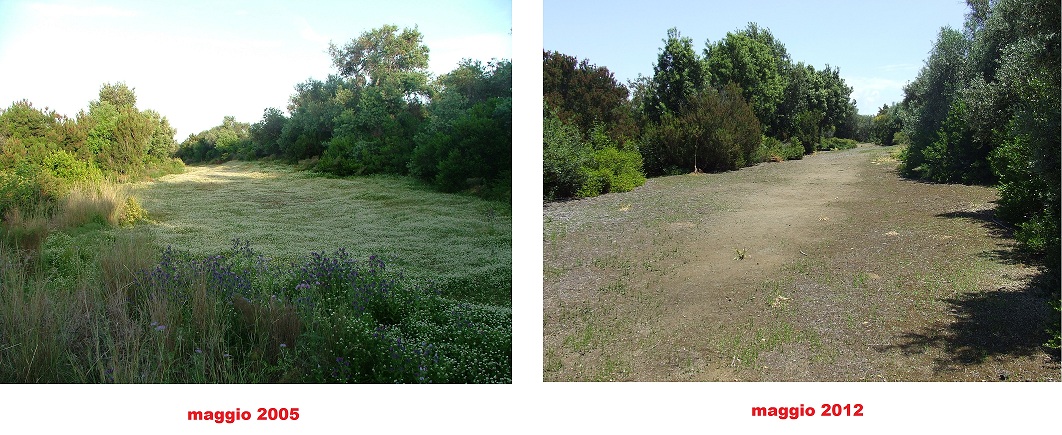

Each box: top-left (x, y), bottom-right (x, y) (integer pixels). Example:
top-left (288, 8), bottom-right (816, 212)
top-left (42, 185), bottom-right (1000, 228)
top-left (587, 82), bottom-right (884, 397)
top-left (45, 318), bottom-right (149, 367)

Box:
top-left (935, 206), bottom-right (1041, 266)
top-left (875, 205), bottom-right (1061, 373)
top-left (936, 206), bottom-right (1013, 238)
top-left (880, 273), bottom-right (1056, 373)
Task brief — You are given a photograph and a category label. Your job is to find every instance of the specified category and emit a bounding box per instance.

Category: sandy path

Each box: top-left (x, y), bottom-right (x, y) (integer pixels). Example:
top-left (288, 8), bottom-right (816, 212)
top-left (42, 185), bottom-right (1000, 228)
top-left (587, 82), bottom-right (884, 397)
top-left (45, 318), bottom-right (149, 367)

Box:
top-left (543, 145), bottom-right (1058, 381)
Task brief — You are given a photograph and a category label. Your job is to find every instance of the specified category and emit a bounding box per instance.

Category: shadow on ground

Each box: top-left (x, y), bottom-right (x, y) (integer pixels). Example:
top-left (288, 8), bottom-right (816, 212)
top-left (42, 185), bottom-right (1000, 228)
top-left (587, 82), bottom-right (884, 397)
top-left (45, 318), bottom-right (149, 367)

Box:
top-left (936, 207), bottom-right (1044, 266)
top-left (876, 206), bottom-right (1060, 374)
top-left (882, 273), bottom-right (1055, 370)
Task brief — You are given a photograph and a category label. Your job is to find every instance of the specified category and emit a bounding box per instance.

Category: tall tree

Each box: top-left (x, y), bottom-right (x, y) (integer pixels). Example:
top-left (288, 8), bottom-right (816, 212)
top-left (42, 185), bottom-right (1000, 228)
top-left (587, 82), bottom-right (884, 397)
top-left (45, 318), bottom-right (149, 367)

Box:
top-left (901, 26), bottom-right (971, 171)
top-left (646, 28), bottom-right (709, 122)
top-left (327, 24), bottom-right (430, 99)
top-left (705, 29), bottom-right (785, 135)
top-left (279, 75), bottom-right (345, 161)
top-left (249, 107), bottom-right (286, 158)
top-left (96, 82), bottom-right (137, 108)
top-left (542, 51), bottom-right (630, 137)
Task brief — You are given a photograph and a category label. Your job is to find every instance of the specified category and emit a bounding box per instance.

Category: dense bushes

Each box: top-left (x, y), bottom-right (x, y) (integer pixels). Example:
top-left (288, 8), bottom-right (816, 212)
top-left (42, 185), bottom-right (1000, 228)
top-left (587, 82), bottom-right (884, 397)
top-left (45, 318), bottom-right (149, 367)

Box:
top-left (175, 116), bottom-right (251, 163)
top-left (577, 126), bottom-right (645, 197)
top-left (542, 52), bottom-right (646, 199)
top-left (870, 104), bottom-right (904, 146)
top-left (543, 114), bottom-right (590, 199)
top-left (543, 51), bottom-right (633, 138)
top-left (818, 137), bottom-right (858, 151)
top-left (759, 136), bottom-right (804, 162)
top-left (0, 87), bottom-right (180, 220)
top-left (543, 113), bottom-right (644, 200)
top-left (173, 28), bottom-right (512, 200)
top-left (409, 97), bottom-right (511, 194)
top-left (894, 0), bottom-right (1059, 346)
top-left (544, 23), bottom-right (863, 200)
top-left (642, 83), bottom-right (761, 175)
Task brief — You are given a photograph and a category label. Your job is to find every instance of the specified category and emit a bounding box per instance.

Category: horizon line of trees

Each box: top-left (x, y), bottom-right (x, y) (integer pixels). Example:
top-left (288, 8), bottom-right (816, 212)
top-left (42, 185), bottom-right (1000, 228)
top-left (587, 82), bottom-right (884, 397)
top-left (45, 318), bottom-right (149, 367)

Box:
top-left (2, 24), bottom-right (512, 223)
top-left (176, 25), bottom-right (512, 200)
top-left (544, 22), bottom-right (870, 200)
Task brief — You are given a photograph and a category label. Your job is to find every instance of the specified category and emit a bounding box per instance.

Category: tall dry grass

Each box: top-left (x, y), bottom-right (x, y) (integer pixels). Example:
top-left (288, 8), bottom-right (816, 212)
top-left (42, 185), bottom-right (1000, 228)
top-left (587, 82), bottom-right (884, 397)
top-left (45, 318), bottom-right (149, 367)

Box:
top-left (1, 233), bottom-right (177, 382)
top-left (53, 182), bottom-right (126, 228)
top-left (2, 181), bottom-right (147, 254)
top-left (1, 207), bottom-right (51, 252)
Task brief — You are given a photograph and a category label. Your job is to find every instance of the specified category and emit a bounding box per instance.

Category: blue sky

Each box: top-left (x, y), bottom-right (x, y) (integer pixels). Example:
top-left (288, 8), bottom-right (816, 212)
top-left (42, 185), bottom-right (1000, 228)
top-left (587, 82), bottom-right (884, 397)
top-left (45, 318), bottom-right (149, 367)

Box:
top-left (544, 0), bottom-right (970, 115)
top-left (0, 0), bottom-right (511, 138)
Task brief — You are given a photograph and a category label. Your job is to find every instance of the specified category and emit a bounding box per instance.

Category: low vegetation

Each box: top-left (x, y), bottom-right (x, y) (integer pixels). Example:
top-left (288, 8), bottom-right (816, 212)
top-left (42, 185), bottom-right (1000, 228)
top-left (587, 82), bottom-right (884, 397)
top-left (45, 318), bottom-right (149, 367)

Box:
top-left (1, 162), bottom-right (511, 383)
top-left (1, 235), bottom-right (509, 383)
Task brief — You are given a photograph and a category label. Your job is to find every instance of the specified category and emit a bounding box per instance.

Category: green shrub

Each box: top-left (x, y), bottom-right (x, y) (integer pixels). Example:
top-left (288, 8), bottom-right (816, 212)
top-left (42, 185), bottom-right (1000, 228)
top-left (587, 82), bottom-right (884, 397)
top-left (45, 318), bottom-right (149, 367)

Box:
top-left (543, 114), bottom-right (590, 199)
top-left (904, 100), bottom-right (995, 184)
top-left (793, 110), bottom-right (823, 154)
top-left (579, 126), bottom-right (645, 196)
top-left (0, 162), bottom-right (47, 216)
top-left (641, 84), bottom-right (761, 174)
top-left (892, 131), bottom-right (909, 145)
top-left (119, 197), bottom-right (147, 226)
top-left (760, 136), bottom-right (804, 161)
top-left (40, 150), bottom-right (104, 196)
top-left (818, 137), bottom-right (858, 151)
top-left (589, 147), bottom-right (646, 194)
top-left (785, 138), bottom-right (805, 160)
top-left (317, 135), bottom-right (363, 176)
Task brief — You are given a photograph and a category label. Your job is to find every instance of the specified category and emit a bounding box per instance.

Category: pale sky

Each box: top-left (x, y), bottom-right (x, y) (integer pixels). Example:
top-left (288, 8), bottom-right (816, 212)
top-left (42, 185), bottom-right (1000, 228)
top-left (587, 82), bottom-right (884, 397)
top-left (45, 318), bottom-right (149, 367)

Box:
top-left (0, 0), bottom-right (512, 138)
top-left (545, 0), bottom-right (970, 115)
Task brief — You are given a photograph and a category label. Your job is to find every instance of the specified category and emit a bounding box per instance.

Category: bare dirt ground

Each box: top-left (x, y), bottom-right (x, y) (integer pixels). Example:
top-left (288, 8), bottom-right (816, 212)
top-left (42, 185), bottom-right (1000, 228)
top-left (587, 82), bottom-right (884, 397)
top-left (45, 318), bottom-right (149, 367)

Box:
top-left (543, 144), bottom-right (1060, 381)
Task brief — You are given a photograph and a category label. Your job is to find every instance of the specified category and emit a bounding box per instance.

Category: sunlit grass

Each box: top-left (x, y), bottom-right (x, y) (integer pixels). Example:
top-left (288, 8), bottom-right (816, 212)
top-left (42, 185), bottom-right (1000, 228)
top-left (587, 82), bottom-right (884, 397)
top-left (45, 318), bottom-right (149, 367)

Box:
top-left (131, 161), bottom-right (511, 306)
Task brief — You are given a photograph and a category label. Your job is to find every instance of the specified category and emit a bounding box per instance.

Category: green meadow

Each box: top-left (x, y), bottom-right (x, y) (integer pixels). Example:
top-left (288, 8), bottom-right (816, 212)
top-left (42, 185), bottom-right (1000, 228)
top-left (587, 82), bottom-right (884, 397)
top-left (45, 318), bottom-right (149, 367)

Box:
top-left (131, 161), bottom-right (511, 307)
top-left (0, 163), bottom-right (511, 383)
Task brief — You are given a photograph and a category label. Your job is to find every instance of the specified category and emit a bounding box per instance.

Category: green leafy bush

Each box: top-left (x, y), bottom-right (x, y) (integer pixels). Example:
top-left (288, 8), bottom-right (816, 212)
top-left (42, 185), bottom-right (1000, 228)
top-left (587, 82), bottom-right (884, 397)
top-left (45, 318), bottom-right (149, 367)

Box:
top-left (892, 131), bottom-right (910, 145)
top-left (424, 98), bottom-right (510, 194)
top-left (543, 114), bottom-right (590, 199)
top-left (576, 126), bottom-right (645, 197)
top-left (39, 150), bottom-right (104, 197)
top-left (760, 136), bottom-right (803, 161)
top-left (543, 115), bottom-right (645, 200)
top-left (0, 162), bottom-right (47, 216)
top-left (818, 137), bottom-right (858, 151)
top-left (640, 84), bottom-right (761, 175)
top-left (582, 147), bottom-right (645, 196)
top-left (905, 100), bottom-right (993, 184)
top-left (119, 197), bottom-right (147, 227)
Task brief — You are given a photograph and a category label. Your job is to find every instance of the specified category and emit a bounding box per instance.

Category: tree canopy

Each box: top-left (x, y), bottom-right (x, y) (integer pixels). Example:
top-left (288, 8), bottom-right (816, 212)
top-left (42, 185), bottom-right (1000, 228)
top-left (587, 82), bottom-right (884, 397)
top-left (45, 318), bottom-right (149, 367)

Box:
top-left (543, 23), bottom-right (864, 199)
top-left (171, 25), bottom-right (511, 200)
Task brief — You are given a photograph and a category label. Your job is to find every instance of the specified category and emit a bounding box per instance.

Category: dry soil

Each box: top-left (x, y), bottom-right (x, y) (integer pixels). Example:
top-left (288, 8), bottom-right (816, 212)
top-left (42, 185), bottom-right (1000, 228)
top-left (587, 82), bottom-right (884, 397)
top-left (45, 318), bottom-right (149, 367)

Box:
top-left (543, 144), bottom-right (1059, 381)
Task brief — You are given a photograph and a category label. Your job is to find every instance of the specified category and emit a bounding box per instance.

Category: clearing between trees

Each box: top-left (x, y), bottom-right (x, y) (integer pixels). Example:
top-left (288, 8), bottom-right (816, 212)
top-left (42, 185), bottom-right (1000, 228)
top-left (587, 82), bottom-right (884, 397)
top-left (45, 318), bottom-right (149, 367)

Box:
top-left (543, 144), bottom-right (1058, 381)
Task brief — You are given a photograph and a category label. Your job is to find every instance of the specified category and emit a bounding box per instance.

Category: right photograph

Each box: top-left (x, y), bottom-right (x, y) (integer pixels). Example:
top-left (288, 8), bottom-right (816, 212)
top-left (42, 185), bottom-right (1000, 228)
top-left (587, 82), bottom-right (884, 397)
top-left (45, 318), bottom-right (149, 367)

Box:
top-left (542, 0), bottom-right (1060, 381)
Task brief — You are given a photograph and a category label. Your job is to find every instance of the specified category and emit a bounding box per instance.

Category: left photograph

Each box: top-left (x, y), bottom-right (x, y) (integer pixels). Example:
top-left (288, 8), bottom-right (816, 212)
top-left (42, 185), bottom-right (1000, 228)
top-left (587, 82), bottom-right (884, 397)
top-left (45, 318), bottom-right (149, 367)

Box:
top-left (0, 0), bottom-right (512, 383)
